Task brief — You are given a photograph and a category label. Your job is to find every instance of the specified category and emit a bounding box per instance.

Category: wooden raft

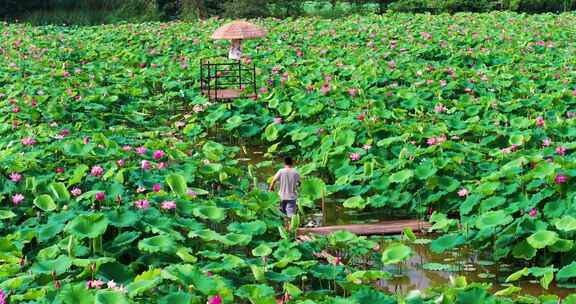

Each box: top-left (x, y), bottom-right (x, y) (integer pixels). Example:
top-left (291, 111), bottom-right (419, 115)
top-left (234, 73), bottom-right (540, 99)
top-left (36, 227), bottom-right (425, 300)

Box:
top-left (298, 219), bottom-right (431, 236)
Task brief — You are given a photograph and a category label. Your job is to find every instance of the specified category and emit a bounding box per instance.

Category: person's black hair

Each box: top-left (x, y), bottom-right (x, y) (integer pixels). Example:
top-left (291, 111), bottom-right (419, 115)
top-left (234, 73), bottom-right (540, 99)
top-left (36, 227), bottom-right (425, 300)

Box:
top-left (284, 156), bottom-right (293, 166)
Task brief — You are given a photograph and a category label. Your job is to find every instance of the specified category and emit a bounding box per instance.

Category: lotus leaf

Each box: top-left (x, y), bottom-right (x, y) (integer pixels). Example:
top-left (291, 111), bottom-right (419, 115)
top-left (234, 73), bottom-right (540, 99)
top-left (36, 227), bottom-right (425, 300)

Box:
top-left (557, 262), bottom-right (576, 280)
top-left (67, 214), bottom-right (109, 239)
top-left (193, 206), bottom-right (226, 222)
top-left (527, 231), bottom-right (558, 249)
top-left (95, 291), bottom-right (129, 304)
top-left (33, 194), bottom-right (57, 212)
top-left (554, 215), bottom-right (576, 232)
top-left (475, 211), bottom-right (513, 230)
top-left (166, 174), bottom-right (188, 195)
top-left (138, 235), bottom-right (177, 253)
top-left (381, 243), bottom-right (412, 265)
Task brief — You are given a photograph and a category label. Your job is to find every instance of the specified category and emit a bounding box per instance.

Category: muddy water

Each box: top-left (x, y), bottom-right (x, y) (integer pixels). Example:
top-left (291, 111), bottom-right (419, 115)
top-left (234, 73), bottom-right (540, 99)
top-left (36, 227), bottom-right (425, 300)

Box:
top-left (235, 144), bottom-right (574, 298)
top-left (377, 241), bottom-right (574, 298)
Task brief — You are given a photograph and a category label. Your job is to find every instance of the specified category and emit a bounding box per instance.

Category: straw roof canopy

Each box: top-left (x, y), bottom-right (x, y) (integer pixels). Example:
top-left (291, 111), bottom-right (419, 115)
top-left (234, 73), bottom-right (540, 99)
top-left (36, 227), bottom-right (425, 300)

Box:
top-left (211, 21), bottom-right (267, 40)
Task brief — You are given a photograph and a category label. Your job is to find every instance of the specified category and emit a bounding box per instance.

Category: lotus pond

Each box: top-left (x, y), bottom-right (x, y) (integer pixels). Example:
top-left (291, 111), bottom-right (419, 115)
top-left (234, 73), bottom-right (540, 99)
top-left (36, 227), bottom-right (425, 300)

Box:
top-left (3, 12), bottom-right (576, 303)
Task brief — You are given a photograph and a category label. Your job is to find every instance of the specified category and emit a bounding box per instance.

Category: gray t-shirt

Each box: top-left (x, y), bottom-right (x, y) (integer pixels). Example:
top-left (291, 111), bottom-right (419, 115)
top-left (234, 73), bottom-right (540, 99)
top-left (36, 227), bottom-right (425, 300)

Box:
top-left (274, 167), bottom-right (300, 201)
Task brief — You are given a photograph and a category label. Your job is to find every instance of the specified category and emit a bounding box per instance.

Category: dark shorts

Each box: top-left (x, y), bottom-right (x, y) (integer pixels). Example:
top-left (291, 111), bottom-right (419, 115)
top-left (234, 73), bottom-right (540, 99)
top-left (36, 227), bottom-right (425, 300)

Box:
top-left (280, 200), bottom-right (297, 217)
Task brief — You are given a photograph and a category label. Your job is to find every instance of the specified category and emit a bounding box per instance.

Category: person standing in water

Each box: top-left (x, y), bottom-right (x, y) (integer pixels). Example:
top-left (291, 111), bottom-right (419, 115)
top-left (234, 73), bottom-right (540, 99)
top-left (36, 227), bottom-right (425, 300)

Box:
top-left (269, 156), bottom-right (300, 217)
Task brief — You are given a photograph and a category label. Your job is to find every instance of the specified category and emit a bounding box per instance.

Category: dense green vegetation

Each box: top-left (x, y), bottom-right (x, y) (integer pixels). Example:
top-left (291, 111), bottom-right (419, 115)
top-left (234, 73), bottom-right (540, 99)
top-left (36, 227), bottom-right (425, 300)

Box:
top-left (3, 0), bottom-right (576, 25)
top-left (3, 12), bottom-right (576, 303)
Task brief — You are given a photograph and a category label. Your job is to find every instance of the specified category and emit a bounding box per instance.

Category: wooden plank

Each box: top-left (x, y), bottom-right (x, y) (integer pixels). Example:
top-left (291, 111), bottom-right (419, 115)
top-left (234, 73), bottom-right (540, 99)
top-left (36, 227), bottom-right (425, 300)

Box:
top-left (202, 89), bottom-right (255, 100)
top-left (298, 219), bottom-right (431, 236)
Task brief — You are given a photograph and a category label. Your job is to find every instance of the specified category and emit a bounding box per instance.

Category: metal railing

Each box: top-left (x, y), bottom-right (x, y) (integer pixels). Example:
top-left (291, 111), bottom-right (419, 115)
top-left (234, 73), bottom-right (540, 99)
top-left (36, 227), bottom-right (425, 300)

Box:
top-left (200, 55), bottom-right (257, 101)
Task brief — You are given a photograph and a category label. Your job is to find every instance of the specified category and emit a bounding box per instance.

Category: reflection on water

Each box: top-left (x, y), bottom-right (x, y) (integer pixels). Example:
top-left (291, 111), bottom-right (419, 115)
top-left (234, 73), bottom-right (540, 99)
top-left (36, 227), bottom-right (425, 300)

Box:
top-left (378, 241), bottom-right (574, 298)
top-left (233, 143), bottom-right (574, 298)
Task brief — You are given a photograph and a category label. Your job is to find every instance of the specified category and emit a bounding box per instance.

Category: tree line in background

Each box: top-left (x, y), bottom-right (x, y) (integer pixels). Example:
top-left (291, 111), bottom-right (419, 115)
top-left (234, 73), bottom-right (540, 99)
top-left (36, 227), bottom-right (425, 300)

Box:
top-left (1, 0), bottom-right (576, 25)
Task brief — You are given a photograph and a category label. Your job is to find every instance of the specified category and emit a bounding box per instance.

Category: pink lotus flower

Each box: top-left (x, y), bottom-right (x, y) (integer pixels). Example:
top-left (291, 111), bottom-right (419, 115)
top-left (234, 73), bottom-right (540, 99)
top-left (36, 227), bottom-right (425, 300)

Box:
top-left (259, 87), bottom-right (268, 94)
top-left (135, 146), bottom-right (147, 155)
top-left (535, 116), bottom-right (545, 127)
top-left (427, 138), bottom-right (437, 145)
top-left (350, 153), bottom-right (361, 161)
top-left (91, 166), bottom-right (104, 177)
top-left (501, 147), bottom-right (512, 154)
top-left (157, 162), bottom-right (167, 169)
top-left (161, 201), bottom-right (177, 210)
top-left (12, 193), bottom-right (24, 205)
top-left (21, 137), bottom-right (36, 146)
top-left (107, 280), bottom-right (117, 289)
top-left (134, 199), bottom-right (149, 209)
top-left (153, 184), bottom-right (162, 192)
top-left (348, 88), bottom-right (358, 97)
top-left (71, 188), bottom-right (82, 197)
top-left (55, 167), bottom-right (64, 174)
top-left (12, 106), bottom-right (19, 113)
top-left (363, 144), bottom-right (371, 151)
top-left (543, 139), bottom-right (551, 147)
top-left (83, 137), bottom-right (90, 144)
top-left (556, 146), bottom-right (567, 156)
top-left (187, 189), bottom-right (198, 198)
top-left (274, 117), bottom-right (283, 125)
top-left (434, 104), bottom-right (447, 113)
top-left (9, 173), bottom-right (22, 182)
top-left (387, 60), bottom-right (396, 69)
top-left (117, 159), bottom-right (125, 167)
top-left (529, 208), bottom-right (538, 218)
top-left (60, 128), bottom-right (70, 136)
top-left (153, 150), bottom-right (165, 160)
top-left (440, 80), bottom-right (447, 87)
top-left (555, 174), bottom-right (568, 184)
top-left (0, 289), bottom-right (6, 304)
top-left (95, 192), bottom-right (105, 201)
top-left (86, 279), bottom-right (104, 289)
top-left (141, 160), bottom-right (152, 170)
top-left (320, 83), bottom-right (331, 95)
top-left (457, 188), bottom-right (469, 197)
top-left (122, 145), bottom-right (132, 152)
top-left (208, 295), bottom-right (222, 304)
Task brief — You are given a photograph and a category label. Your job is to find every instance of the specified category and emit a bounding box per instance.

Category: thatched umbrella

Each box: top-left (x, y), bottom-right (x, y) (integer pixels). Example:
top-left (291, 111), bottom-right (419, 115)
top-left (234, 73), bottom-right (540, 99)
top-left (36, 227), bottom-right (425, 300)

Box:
top-left (211, 20), bottom-right (267, 40)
